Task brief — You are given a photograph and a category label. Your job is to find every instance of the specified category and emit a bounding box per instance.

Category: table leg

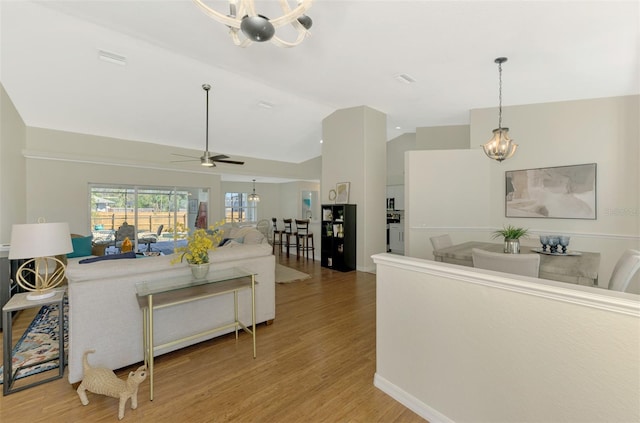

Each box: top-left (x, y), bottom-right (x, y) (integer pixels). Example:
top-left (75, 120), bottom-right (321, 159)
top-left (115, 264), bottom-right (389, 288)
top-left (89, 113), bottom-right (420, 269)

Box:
top-left (3, 309), bottom-right (11, 396)
top-left (148, 294), bottom-right (154, 401)
top-left (58, 295), bottom-right (64, 379)
top-left (234, 290), bottom-right (239, 340)
top-left (251, 274), bottom-right (256, 359)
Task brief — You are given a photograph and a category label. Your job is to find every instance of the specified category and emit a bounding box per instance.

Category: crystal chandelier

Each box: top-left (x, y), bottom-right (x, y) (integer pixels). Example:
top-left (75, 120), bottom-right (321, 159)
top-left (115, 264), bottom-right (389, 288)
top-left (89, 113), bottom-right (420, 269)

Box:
top-left (248, 179), bottom-right (260, 202)
top-left (192, 0), bottom-right (313, 48)
top-left (482, 57), bottom-right (517, 162)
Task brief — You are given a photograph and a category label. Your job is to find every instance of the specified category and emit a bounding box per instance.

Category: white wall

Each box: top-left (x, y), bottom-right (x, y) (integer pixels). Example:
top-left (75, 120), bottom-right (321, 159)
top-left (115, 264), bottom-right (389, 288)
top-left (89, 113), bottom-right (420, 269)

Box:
top-left (470, 96), bottom-right (640, 239)
top-left (405, 149), bottom-right (490, 259)
top-left (415, 124), bottom-right (470, 150)
top-left (323, 106), bottom-right (387, 272)
top-left (406, 96), bottom-right (640, 289)
top-left (387, 132), bottom-right (416, 186)
top-left (373, 253), bottom-right (640, 423)
top-left (0, 84), bottom-right (26, 244)
top-left (19, 127), bottom-right (319, 237)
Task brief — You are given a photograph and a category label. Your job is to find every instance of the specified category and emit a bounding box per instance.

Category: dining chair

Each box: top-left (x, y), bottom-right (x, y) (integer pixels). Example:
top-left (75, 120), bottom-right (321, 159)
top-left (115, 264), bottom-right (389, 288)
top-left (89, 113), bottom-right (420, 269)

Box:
top-left (430, 234), bottom-right (453, 250)
top-left (255, 219), bottom-right (270, 241)
top-left (608, 249), bottom-right (640, 292)
top-left (471, 248), bottom-right (540, 278)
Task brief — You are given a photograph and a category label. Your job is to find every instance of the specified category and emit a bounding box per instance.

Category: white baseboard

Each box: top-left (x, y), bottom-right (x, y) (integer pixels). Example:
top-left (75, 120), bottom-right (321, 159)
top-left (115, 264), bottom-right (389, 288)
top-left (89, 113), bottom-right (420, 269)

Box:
top-left (373, 373), bottom-right (453, 423)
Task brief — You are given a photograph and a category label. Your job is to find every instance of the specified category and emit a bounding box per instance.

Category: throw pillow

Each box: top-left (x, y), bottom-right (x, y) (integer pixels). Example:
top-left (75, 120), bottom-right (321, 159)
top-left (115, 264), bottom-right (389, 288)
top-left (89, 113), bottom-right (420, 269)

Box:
top-left (68, 235), bottom-right (93, 258)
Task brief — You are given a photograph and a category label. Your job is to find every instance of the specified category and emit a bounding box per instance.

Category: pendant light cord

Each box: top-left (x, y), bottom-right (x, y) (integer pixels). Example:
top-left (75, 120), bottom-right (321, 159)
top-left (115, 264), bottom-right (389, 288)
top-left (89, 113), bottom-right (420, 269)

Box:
top-left (498, 60), bottom-right (503, 130)
top-left (205, 86), bottom-right (209, 152)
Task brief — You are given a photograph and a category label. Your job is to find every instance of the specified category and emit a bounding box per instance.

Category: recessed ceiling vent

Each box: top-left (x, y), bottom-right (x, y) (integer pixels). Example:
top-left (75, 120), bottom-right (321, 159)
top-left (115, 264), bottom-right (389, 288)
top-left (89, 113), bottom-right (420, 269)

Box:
top-left (98, 49), bottom-right (127, 66)
top-left (257, 101), bottom-right (274, 109)
top-left (394, 73), bottom-right (416, 84)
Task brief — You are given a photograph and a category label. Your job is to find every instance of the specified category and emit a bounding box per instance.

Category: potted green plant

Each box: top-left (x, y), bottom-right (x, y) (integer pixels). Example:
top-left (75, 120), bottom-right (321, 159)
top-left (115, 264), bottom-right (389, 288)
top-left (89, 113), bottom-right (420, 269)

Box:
top-left (492, 225), bottom-right (529, 254)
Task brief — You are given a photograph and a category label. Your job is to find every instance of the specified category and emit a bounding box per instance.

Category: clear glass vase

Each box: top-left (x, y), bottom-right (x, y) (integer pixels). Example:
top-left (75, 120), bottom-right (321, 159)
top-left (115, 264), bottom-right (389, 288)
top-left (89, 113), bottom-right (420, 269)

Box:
top-left (190, 263), bottom-right (210, 280)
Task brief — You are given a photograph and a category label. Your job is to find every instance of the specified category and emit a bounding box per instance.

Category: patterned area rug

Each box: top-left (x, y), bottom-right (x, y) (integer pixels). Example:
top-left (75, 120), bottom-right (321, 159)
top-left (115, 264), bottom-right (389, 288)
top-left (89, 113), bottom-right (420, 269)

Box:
top-left (0, 296), bottom-right (68, 384)
top-left (275, 264), bottom-right (311, 283)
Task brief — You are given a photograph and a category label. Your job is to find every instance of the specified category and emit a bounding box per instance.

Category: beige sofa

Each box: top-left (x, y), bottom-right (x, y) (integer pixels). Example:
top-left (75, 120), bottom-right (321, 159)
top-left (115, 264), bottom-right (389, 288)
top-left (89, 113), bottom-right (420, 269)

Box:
top-left (65, 227), bottom-right (275, 384)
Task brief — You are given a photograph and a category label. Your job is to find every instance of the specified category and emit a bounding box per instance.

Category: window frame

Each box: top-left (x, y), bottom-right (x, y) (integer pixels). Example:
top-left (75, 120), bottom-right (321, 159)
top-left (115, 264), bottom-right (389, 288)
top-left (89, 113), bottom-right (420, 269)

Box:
top-left (89, 184), bottom-right (209, 250)
top-left (224, 192), bottom-right (258, 223)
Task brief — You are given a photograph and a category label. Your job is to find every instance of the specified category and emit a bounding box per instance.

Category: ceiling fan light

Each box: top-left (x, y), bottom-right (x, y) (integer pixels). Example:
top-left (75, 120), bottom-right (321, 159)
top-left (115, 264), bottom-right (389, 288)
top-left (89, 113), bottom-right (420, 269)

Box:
top-left (200, 155), bottom-right (215, 167)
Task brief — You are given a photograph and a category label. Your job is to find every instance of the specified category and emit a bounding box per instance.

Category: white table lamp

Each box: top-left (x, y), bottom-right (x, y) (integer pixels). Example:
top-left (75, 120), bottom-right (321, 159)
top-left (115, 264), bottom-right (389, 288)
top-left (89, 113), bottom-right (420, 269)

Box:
top-left (9, 221), bottom-right (72, 300)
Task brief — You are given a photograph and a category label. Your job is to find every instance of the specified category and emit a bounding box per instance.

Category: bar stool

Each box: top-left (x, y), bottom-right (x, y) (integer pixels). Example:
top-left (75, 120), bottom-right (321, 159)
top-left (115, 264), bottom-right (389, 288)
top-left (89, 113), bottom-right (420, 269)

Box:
top-left (282, 218), bottom-right (294, 257)
top-left (294, 219), bottom-right (315, 260)
top-left (271, 218), bottom-right (285, 255)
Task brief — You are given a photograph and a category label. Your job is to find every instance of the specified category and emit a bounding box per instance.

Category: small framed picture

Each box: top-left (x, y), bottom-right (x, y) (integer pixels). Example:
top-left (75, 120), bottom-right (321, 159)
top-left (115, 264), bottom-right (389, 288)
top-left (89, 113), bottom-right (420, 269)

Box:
top-left (335, 182), bottom-right (350, 204)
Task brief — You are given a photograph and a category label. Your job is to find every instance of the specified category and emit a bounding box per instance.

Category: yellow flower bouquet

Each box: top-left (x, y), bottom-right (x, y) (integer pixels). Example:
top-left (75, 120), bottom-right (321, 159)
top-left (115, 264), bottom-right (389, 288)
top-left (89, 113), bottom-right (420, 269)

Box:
top-left (172, 220), bottom-right (224, 265)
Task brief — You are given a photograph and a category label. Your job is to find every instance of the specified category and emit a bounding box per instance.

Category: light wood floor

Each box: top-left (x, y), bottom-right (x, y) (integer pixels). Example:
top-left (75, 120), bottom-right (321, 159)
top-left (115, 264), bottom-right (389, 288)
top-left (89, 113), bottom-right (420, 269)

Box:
top-left (0, 253), bottom-right (425, 422)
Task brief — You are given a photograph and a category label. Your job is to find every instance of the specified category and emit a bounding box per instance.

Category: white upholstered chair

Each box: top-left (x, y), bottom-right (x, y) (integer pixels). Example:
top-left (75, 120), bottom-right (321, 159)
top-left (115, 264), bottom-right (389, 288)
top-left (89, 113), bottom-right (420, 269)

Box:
top-left (430, 234), bottom-right (453, 250)
top-left (113, 222), bottom-right (136, 252)
top-left (256, 219), bottom-right (270, 240)
top-left (608, 249), bottom-right (640, 292)
top-left (472, 248), bottom-right (541, 278)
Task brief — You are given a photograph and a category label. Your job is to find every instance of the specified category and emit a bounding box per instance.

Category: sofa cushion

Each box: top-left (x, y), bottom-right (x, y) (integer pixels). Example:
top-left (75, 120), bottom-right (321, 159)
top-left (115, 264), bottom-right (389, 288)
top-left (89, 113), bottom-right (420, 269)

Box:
top-left (68, 235), bottom-right (93, 258)
top-left (66, 243), bottom-right (272, 282)
top-left (243, 229), bottom-right (264, 245)
top-left (209, 243), bottom-right (271, 262)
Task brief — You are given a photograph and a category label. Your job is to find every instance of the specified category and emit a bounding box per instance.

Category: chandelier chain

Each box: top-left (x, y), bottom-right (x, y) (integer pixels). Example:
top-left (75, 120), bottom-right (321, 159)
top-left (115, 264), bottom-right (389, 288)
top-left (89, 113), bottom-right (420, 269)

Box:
top-left (498, 61), bottom-right (503, 129)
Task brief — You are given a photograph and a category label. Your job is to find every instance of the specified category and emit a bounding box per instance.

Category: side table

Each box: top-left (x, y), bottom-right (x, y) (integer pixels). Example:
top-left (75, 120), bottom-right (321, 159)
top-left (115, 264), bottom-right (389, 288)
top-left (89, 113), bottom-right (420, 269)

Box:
top-left (2, 289), bottom-right (66, 395)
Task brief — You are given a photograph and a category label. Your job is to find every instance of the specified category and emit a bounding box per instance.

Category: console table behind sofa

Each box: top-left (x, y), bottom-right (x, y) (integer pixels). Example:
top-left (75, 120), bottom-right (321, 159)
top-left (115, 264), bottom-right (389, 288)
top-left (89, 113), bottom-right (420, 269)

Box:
top-left (65, 241), bottom-right (274, 384)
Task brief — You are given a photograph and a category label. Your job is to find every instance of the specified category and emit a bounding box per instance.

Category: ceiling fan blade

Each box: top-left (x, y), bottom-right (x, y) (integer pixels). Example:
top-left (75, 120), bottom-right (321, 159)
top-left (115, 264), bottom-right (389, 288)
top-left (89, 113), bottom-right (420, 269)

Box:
top-left (209, 154), bottom-right (229, 161)
top-left (170, 159), bottom-right (199, 163)
top-left (214, 159), bottom-right (245, 165)
top-left (171, 153), bottom-right (199, 159)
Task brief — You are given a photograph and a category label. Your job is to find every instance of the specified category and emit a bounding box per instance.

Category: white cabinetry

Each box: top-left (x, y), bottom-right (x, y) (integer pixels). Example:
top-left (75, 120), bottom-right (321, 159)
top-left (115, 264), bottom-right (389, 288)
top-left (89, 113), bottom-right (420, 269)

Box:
top-left (386, 185), bottom-right (404, 210)
top-left (389, 223), bottom-right (404, 254)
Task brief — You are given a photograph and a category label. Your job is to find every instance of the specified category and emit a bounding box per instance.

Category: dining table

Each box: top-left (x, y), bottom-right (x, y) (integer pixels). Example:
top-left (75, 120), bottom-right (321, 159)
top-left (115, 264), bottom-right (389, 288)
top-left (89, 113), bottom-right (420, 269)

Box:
top-left (433, 241), bottom-right (601, 287)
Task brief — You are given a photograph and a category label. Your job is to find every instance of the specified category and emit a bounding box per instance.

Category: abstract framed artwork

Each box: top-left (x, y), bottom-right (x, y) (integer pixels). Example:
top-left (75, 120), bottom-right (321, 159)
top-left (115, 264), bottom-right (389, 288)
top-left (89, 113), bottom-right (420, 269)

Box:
top-left (505, 163), bottom-right (597, 219)
top-left (335, 182), bottom-right (350, 204)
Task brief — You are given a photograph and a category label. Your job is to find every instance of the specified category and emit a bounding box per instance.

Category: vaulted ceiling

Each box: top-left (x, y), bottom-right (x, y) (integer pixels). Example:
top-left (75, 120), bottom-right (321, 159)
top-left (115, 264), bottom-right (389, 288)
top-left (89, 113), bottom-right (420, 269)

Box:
top-left (1, 1), bottom-right (638, 166)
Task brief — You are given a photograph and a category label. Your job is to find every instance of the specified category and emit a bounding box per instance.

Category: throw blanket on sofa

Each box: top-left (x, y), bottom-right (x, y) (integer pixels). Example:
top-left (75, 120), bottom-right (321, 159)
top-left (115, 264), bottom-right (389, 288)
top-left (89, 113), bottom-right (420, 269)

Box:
top-left (79, 251), bottom-right (137, 264)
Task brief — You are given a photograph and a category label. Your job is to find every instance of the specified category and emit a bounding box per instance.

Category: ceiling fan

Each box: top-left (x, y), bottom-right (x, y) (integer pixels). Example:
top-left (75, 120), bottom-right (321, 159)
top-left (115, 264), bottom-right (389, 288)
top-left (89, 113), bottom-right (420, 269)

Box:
top-left (171, 84), bottom-right (245, 167)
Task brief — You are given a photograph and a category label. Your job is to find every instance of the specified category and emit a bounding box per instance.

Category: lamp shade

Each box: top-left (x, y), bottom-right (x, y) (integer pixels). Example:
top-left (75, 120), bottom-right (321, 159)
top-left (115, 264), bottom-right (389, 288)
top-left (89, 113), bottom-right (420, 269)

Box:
top-left (9, 222), bottom-right (73, 259)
